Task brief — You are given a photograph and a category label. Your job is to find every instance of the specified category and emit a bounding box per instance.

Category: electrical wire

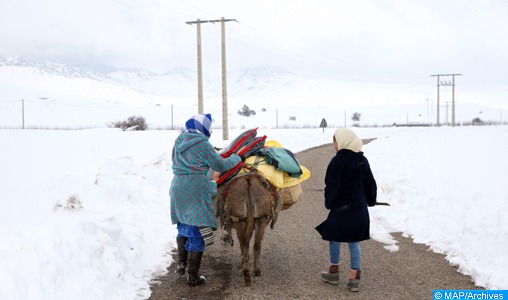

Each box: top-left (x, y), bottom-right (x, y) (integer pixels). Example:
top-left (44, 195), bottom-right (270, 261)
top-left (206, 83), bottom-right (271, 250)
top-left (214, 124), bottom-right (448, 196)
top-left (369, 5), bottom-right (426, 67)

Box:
top-left (109, 0), bottom-right (181, 23)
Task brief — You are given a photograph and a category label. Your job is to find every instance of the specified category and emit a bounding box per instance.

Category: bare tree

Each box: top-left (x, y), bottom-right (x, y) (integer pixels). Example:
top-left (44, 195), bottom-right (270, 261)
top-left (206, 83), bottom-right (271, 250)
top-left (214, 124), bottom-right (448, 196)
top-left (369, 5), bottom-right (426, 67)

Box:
top-left (351, 112), bottom-right (361, 122)
top-left (238, 105), bottom-right (256, 117)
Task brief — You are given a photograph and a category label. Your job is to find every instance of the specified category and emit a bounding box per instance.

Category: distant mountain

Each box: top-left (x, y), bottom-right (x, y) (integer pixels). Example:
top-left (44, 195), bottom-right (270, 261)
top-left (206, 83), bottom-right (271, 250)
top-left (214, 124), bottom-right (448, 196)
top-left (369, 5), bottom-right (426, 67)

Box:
top-left (231, 67), bottom-right (295, 92)
top-left (0, 56), bottom-right (297, 99)
top-left (0, 56), bottom-right (111, 81)
top-left (0, 56), bottom-right (504, 128)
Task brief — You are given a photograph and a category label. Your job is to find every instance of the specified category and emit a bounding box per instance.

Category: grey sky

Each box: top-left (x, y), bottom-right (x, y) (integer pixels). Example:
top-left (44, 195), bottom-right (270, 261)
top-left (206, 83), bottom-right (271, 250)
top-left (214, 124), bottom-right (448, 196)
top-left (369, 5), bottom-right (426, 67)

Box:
top-left (1, 0), bottom-right (508, 90)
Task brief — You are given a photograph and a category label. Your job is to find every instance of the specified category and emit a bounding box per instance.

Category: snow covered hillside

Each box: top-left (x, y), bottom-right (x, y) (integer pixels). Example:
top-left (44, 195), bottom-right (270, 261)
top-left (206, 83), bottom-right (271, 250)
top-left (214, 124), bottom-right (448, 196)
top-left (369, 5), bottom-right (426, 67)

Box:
top-left (0, 56), bottom-right (506, 129)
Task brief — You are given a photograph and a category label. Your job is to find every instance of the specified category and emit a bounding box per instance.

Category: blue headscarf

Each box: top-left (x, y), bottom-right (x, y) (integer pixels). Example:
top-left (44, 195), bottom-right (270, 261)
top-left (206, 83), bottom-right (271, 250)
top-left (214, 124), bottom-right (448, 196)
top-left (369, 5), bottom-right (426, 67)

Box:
top-left (184, 113), bottom-right (212, 138)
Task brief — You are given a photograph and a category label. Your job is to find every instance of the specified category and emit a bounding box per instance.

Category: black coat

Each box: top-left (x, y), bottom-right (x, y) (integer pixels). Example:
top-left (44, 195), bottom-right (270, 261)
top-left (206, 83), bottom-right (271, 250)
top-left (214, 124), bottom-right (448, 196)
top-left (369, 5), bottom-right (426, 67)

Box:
top-left (315, 149), bottom-right (377, 242)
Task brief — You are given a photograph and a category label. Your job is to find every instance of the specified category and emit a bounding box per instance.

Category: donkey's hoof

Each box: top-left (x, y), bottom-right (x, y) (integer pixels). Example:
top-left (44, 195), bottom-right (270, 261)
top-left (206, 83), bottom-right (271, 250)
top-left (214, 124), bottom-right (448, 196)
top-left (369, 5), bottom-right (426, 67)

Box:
top-left (254, 269), bottom-right (261, 276)
top-left (221, 235), bottom-right (234, 246)
top-left (244, 276), bottom-right (251, 286)
top-left (243, 270), bottom-right (251, 286)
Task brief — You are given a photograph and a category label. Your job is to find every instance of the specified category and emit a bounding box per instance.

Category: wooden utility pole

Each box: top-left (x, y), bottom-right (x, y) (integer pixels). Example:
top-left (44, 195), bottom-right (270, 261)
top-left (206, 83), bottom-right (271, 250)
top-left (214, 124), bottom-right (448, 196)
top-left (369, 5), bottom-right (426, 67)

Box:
top-left (431, 74), bottom-right (462, 127)
top-left (451, 74), bottom-right (459, 126)
top-left (21, 99), bottom-right (25, 129)
top-left (445, 101), bottom-right (451, 125)
top-left (219, 17), bottom-right (236, 140)
top-left (276, 109), bottom-right (279, 129)
top-left (431, 75), bottom-right (441, 126)
top-left (186, 17), bottom-right (236, 139)
top-left (186, 19), bottom-right (213, 114)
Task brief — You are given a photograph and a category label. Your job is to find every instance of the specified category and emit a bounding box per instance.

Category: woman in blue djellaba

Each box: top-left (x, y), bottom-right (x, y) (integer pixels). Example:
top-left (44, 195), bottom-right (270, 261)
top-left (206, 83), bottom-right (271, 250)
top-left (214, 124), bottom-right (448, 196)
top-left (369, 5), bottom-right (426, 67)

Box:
top-left (169, 113), bottom-right (242, 287)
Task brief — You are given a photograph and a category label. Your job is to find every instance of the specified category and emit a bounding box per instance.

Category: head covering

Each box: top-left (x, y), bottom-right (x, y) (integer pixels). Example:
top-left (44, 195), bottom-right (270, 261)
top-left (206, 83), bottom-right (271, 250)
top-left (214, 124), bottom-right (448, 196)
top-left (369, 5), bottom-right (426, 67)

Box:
top-left (333, 128), bottom-right (363, 153)
top-left (185, 113), bottom-right (212, 138)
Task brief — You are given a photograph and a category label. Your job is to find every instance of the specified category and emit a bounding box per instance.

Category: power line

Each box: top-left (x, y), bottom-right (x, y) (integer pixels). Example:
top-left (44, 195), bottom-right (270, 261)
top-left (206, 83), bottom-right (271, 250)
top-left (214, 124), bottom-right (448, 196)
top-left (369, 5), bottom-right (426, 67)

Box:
top-left (108, 0), bottom-right (422, 83)
top-left (109, 0), bottom-right (180, 22)
top-left (175, 1), bottom-right (454, 83)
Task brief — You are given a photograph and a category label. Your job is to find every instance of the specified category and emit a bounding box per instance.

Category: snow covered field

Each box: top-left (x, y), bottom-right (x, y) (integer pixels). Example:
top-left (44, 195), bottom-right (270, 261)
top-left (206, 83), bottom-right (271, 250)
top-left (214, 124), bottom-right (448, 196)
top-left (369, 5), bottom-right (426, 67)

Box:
top-left (1, 125), bottom-right (507, 299)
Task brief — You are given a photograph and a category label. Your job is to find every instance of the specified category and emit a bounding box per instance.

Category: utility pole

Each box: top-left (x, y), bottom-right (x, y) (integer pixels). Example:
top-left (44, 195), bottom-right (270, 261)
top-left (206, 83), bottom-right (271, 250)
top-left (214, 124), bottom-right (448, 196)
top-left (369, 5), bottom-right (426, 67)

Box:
top-left (431, 74), bottom-right (462, 127)
top-left (445, 101), bottom-right (450, 125)
top-left (276, 109), bottom-right (279, 129)
top-left (21, 99), bottom-right (25, 129)
top-left (451, 74), bottom-right (460, 126)
top-left (186, 19), bottom-right (213, 114)
top-left (186, 17), bottom-right (236, 140)
top-left (432, 75), bottom-right (441, 126)
top-left (218, 17), bottom-right (236, 140)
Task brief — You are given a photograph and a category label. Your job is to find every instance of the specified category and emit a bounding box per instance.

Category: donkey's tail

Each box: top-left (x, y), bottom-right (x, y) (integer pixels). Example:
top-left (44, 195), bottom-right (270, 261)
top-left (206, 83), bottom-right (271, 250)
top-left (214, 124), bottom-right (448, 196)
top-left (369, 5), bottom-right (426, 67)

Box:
top-left (243, 176), bottom-right (256, 243)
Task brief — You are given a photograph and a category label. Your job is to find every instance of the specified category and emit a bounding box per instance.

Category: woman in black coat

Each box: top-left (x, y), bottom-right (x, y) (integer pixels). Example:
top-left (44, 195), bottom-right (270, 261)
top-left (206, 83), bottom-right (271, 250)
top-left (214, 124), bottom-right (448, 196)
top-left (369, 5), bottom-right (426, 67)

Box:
top-left (315, 128), bottom-right (377, 292)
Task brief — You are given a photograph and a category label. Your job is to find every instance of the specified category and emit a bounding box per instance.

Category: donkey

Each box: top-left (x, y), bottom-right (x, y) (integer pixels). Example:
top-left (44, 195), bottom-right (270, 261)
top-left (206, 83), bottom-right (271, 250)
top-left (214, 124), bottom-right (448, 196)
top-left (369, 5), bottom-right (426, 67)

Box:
top-left (216, 171), bottom-right (279, 286)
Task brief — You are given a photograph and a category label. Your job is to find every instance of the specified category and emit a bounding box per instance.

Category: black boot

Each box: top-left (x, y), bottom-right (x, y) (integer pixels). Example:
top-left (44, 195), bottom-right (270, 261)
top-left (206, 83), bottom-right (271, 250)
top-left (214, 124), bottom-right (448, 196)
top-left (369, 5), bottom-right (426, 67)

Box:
top-left (187, 251), bottom-right (206, 287)
top-left (175, 237), bottom-right (188, 275)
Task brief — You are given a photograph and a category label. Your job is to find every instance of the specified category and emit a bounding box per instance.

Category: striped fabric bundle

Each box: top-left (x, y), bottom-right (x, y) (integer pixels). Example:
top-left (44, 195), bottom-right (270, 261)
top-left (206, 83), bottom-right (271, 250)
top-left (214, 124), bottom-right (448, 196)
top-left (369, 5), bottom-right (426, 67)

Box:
top-left (198, 226), bottom-right (214, 248)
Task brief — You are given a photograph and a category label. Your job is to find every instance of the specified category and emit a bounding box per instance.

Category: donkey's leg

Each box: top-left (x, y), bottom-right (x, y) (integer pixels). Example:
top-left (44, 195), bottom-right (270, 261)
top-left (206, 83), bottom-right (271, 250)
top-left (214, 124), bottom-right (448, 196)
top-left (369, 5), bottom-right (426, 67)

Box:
top-left (253, 217), bottom-right (268, 277)
top-left (234, 222), bottom-right (252, 286)
top-left (242, 238), bottom-right (252, 286)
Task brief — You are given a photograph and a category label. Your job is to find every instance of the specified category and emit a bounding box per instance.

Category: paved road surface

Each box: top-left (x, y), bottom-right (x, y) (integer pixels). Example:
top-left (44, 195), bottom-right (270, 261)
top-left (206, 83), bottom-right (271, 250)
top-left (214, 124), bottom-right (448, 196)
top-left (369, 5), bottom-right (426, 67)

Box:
top-left (149, 141), bottom-right (480, 300)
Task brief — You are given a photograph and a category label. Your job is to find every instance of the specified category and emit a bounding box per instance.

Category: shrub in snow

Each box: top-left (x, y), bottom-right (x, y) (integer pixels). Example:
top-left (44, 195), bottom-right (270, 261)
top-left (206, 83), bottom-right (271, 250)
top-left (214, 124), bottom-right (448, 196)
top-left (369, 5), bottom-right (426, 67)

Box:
top-left (238, 105), bottom-right (256, 117)
top-left (109, 115), bottom-right (148, 131)
top-left (54, 194), bottom-right (83, 211)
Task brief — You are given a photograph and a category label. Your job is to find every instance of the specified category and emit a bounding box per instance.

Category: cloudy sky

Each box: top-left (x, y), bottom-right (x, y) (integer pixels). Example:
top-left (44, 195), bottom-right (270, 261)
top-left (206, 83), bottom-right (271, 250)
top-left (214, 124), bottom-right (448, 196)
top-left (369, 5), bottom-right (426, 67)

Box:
top-left (2, 0), bottom-right (508, 89)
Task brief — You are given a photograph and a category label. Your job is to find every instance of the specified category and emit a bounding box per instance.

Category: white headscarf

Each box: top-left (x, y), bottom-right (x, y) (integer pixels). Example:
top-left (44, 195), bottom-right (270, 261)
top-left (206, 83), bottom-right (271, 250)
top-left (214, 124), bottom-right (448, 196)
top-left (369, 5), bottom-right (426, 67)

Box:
top-left (334, 128), bottom-right (363, 153)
